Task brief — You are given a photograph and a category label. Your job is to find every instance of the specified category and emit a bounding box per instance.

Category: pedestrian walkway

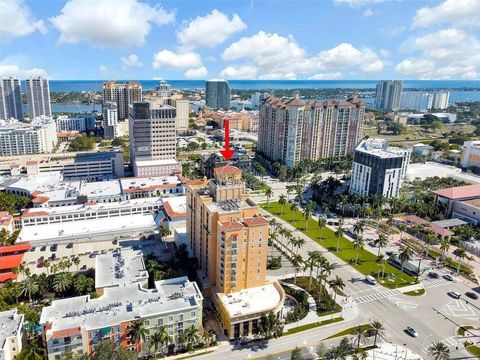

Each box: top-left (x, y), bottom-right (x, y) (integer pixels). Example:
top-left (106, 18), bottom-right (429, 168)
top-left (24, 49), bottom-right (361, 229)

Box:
top-left (422, 278), bottom-right (451, 289)
top-left (419, 336), bottom-right (460, 356)
top-left (353, 289), bottom-right (400, 304)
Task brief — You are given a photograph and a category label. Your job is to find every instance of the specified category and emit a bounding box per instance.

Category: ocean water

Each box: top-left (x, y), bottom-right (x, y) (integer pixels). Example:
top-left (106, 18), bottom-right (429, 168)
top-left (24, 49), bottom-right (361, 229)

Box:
top-left (47, 80), bottom-right (480, 92)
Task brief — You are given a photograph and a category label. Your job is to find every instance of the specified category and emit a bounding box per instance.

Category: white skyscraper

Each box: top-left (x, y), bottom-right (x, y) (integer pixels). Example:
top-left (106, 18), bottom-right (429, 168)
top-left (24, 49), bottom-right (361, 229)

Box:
top-left (26, 76), bottom-right (52, 119)
top-left (432, 91), bottom-right (450, 109)
top-left (375, 80), bottom-right (403, 111)
top-left (0, 77), bottom-right (23, 120)
top-left (103, 101), bottom-right (120, 139)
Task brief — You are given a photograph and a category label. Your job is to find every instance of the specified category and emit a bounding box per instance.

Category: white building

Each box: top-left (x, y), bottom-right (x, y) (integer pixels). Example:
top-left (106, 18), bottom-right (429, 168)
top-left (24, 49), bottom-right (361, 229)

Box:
top-left (129, 102), bottom-right (179, 177)
top-left (0, 117), bottom-right (57, 156)
top-left (102, 101), bottom-right (121, 139)
top-left (350, 138), bottom-right (410, 198)
top-left (375, 80), bottom-right (402, 111)
top-left (461, 141), bottom-right (480, 169)
top-left (156, 80), bottom-right (171, 98)
top-left (400, 91), bottom-right (450, 111)
top-left (432, 91), bottom-right (450, 109)
top-left (250, 92), bottom-right (269, 109)
top-left (0, 309), bottom-right (24, 360)
top-left (166, 98), bottom-right (189, 131)
top-left (40, 276), bottom-right (203, 359)
top-left (0, 77), bottom-right (23, 121)
top-left (26, 76), bottom-right (52, 119)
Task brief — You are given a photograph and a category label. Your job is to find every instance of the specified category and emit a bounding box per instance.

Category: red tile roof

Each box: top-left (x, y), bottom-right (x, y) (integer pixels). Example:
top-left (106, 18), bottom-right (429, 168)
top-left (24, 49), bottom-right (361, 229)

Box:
top-left (0, 243), bottom-right (30, 255)
top-left (405, 215), bottom-right (453, 238)
top-left (243, 217), bottom-right (269, 227)
top-left (214, 165), bottom-right (242, 176)
top-left (0, 254), bottom-right (24, 270)
top-left (0, 272), bottom-right (17, 283)
top-left (163, 201), bottom-right (186, 219)
top-left (433, 184), bottom-right (480, 200)
top-left (32, 196), bottom-right (49, 203)
top-left (221, 221), bottom-right (244, 231)
top-left (52, 327), bottom-right (81, 339)
top-left (21, 210), bottom-right (49, 218)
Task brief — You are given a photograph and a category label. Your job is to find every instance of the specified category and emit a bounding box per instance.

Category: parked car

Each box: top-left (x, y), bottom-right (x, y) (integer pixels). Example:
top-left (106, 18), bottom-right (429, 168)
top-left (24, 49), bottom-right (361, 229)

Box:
top-left (50, 244), bottom-right (58, 252)
top-left (66, 243), bottom-right (73, 249)
top-left (385, 251), bottom-right (395, 256)
top-left (365, 275), bottom-right (377, 285)
top-left (30, 246), bottom-right (36, 252)
top-left (443, 274), bottom-right (455, 281)
top-left (449, 291), bottom-right (461, 299)
top-left (428, 272), bottom-right (440, 279)
top-left (80, 265), bottom-right (87, 270)
top-left (405, 327), bottom-right (419, 337)
top-left (466, 292), bottom-right (479, 300)
top-left (40, 246), bottom-right (46, 251)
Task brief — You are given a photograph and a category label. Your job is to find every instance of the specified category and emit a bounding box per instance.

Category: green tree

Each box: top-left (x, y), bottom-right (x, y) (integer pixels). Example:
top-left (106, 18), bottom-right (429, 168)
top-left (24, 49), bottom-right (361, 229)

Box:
top-left (20, 276), bottom-right (39, 302)
top-left (264, 186), bottom-right (273, 206)
top-left (150, 326), bottom-right (172, 358)
top-left (53, 272), bottom-right (73, 294)
top-left (370, 320), bottom-right (385, 347)
top-left (258, 311), bottom-right (283, 339)
top-left (128, 319), bottom-right (147, 346)
top-left (318, 217), bottom-right (327, 239)
top-left (291, 254), bottom-right (303, 284)
top-left (352, 325), bottom-right (367, 350)
top-left (73, 274), bottom-right (94, 295)
top-left (328, 276), bottom-right (345, 306)
top-left (304, 200), bottom-right (315, 231)
top-left (399, 246), bottom-right (413, 273)
top-left (291, 347), bottom-right (303, 360)
top-left (90, 340), bottom-right (136, 360)
top-left (375, 234), bottom-right (388, 257)
top-left (335, 227), bottom-right (344, 252)
top-left (18, 338), bottom-right (44, 360)
top-left (290, 202), bottom-right (298, 222)
top-left (428, 341), bottom-right (450, 360)
top-left (353, 236), bottom-right (365, 264)
top-left (279, 194), bottom-right (287, 216)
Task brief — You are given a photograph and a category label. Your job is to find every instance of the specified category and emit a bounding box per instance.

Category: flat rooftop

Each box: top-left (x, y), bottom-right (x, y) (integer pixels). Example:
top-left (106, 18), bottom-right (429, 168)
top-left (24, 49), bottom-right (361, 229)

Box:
top-left (216, 283), bottom-right (283, 318)
top-left (79, 179), bottom-right (122, 198)
top-left (120, 175), bottom-right (182, 190)
top-left (18, 213), bottom-right (163, 243)
top-left (163, 196), bottom-right (187, 219)
top-left (0, 309), bottom-right (23, 351)
top-left (95, 249), bottom-right (148, 290)
top-left (406, 162), bottom-right (461, 181)
top-left (135, 159), bottom-right (180, 167)
top-left (356, 138), bottom-right (408, 159)
top-left (207, 198), bottom-right (257, 214)
top-left (431, 218), bottom-right (468, 228)
top-left (40, 277), bottom-right (202, 334)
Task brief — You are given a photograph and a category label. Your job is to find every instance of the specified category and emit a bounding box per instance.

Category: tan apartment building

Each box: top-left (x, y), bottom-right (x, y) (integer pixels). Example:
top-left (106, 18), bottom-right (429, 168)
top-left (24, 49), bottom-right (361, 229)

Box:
top-left (103, 81), bottom-right (142, 120)
top-left (186, 165), bottom-right (285, 338)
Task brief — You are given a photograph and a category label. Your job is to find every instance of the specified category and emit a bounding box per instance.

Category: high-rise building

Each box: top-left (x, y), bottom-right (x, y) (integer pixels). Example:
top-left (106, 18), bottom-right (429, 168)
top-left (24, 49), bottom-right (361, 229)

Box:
top-left (187, 165), bottom-right (285, 338)
top-left (156, 80), bottom-right (171, 98)
top-left (56, 114), bottom-right (96, 132)
top-left (350, 138), bottom-right (410, 198)
top-left (0, 77), bottom-right (23, 120)
top-left (102, 101), bottom-right (120, 139)
top-left (258, 95), bottom-right (364, 168)
top-left (250, 92), bottom-right (269, 109)
top-left (129, 101), bottom-right (179, 177)
top-left (26, 76), bottom-right (51, 119)
top-left (432, 91), bottom-right (450, 109)
top-left (0, 117), bottom-right (57, 156)
top-left (375, 80), bottom-right (403, 111)
top-left (166, 98), bottom-right (189, 131)
top-left (205, 80), bottom-right (231, 109)
top-left (103, 81), bottom-right (142, 120)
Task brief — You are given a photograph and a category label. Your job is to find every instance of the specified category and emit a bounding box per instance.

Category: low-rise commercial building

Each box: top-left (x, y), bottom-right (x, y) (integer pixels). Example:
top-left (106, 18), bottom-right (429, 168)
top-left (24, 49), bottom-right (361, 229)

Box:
top-left (0, 151), bottom-right (124, 179)
top-left (55, 115), bottom-right (96, 133)
top-left (350, 138), bottom-right (410, 198)
top-left (461, 141), bottom-right (480, 170)
top-left (0, 309), bottom-right (24, 360)
top-left (433, 184), bottom-right (480, 218)
top-left (0, 243), bottom-right (31, 283)
top-left (40, 276), bottom-right (203, 359)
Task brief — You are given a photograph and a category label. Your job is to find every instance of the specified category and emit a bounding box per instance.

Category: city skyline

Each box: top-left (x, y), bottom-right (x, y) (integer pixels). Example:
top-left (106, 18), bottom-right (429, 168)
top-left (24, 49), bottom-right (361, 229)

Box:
top-left (0, 0), bottom-right (478, 81)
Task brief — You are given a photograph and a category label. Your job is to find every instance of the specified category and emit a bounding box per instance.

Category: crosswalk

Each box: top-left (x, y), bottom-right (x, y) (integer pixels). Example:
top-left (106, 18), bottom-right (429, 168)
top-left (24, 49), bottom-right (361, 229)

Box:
top-left (353, 289), bottom-right (400, 304)
top-left (422, 278), bottom-right (451, 289)
top-left (443, 299), bottom-right (479, 319)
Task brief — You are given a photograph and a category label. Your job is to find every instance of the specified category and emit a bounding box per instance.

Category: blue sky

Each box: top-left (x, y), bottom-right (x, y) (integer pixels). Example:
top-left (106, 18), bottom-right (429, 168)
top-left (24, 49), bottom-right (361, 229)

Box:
top-left (0, 0), bottom-right (478, 80)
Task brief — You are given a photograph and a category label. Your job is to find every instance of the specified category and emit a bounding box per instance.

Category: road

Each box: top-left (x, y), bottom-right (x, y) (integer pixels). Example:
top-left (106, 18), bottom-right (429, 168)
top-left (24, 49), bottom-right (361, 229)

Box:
top-left (195, 207), bottom-right (478, 360)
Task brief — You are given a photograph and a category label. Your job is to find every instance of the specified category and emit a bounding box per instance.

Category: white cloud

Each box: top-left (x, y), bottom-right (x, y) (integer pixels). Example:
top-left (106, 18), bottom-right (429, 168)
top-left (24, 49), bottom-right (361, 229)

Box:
top-left (177, 10), bottom-right (246, 49)
top-left (0, 63), bottom-right (48, 78)
top-left (184, 66), bottom-right (208, 79)
top-left (334, 0), bottom-right (384, 7)
top-left (121, 54), bottom-right (143, 68)
top-left (309, 72), bottom-right (342, 80)
top-left (0, 0), bottom-right (47, 42)
top-left (395, 28), bottom-right (480, 79)
top-left (50, 0), bottom-right (174, 48)
top-left (221, 31), bottom-right (383, 79)
top-left (413, 0), bottom-right (480, 28)
top-left (152, 50), bottom-right (202, 69)
top-left (363, 8), bottom-right (374, 16)
top-left (220, 65), bottom-right (258, 79)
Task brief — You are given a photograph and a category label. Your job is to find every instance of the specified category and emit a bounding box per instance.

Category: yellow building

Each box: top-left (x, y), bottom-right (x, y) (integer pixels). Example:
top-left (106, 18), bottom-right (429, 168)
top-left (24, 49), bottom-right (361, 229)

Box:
top-left (187, 165), bottom-right (285, 338)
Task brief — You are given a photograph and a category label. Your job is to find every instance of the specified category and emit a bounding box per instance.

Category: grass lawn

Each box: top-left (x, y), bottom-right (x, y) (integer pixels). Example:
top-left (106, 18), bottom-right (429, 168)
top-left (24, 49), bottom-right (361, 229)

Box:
top-left (262, 202), bottom-right (416, 288)
top-left (403, 288), bottom-right (426, 296)
top-left (285, 317), bottom-right (344, 335)
top-left (323, 324), bottom-right (373, 340)
top-left (457, 325), bottom-right (475, 337)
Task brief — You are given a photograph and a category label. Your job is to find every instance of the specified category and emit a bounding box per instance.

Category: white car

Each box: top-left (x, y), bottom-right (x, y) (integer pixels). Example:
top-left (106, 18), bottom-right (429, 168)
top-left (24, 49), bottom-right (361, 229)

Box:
top-left (449, 291), bottom-right (461, 299)
top-left (365, 275), bottom-right (377, 285)
top-left (406, 327), bottom-right (418, 337)
top-left (443, 274), bottom-right (456, 282)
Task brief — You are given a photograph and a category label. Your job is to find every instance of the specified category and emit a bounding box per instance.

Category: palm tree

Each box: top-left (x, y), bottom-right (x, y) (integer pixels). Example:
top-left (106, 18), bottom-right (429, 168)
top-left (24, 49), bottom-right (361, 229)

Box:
top-left (304, 200), bottom-right (315, 231)
top-left (453, 247), bottom-right (467, 275)
top-left (352, 325), bottom-right (367, 350)
top-left (279, 194), bottom-right (287, 216)
top-left (264, 186), bottom-right (273, 206)
top-left (289, 254), bottom-right (302, 284)
top-left (18, 339), bottom-right (44, 360)
top-left (183, 325), bottom-right (199, 351)
top-left (128, 319), bottom-right (147, 347)
top-left (320, 262), bottom-right (335, 290)
top-left (399, 223), bottom-right (407, 242)
top-left (328, 276), bottom-right (345, 306)
top-left (423, 233), bottom-right (437, 257)
top-left (353, 236), bottom-right (365, 264)
top-left (370, 320), bottom-right (385, 347)
top-left (353, 221), bottom-right (365, 237)
top-left (318, 217), bottom-right (327, 239)
top-left (72, 256), bottom-right (81, 271)
top-left (268, 232), bottom-right (278, 257)
top-left (292, 237), bottom-right (305, 255)
top-left (375, 234), bottom-right (388, 257)
top-left (376, 255), bottom-right (385, 280)
top-left (306, 251), bottom-right (322, 291)
top-left (428, 341), bottom-right (450, 360)
top-left (440, 239), bottom-right (450, 261)
top-left (322, 203), bottom-right (329, 216)
top-left (399, 246), bottom-right (413, 273)
top-left (20, 276), bottom-right (39, 302)
top-left (335, 227), bottom-right (344, 252)
top-left (290, 202), bottom-right (298, 222)
top-left (52, 272), bottom-right (73, 294)
top-left (150, 326), bottom-right (172, 358)
top-left (201, 330), bottom-right (212, 347)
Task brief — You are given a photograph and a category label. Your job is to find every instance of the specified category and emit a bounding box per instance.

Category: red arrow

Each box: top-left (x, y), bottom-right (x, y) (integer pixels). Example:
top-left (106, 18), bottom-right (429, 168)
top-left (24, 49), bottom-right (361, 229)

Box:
top-left (220, 118), bottom-right (234, 160)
